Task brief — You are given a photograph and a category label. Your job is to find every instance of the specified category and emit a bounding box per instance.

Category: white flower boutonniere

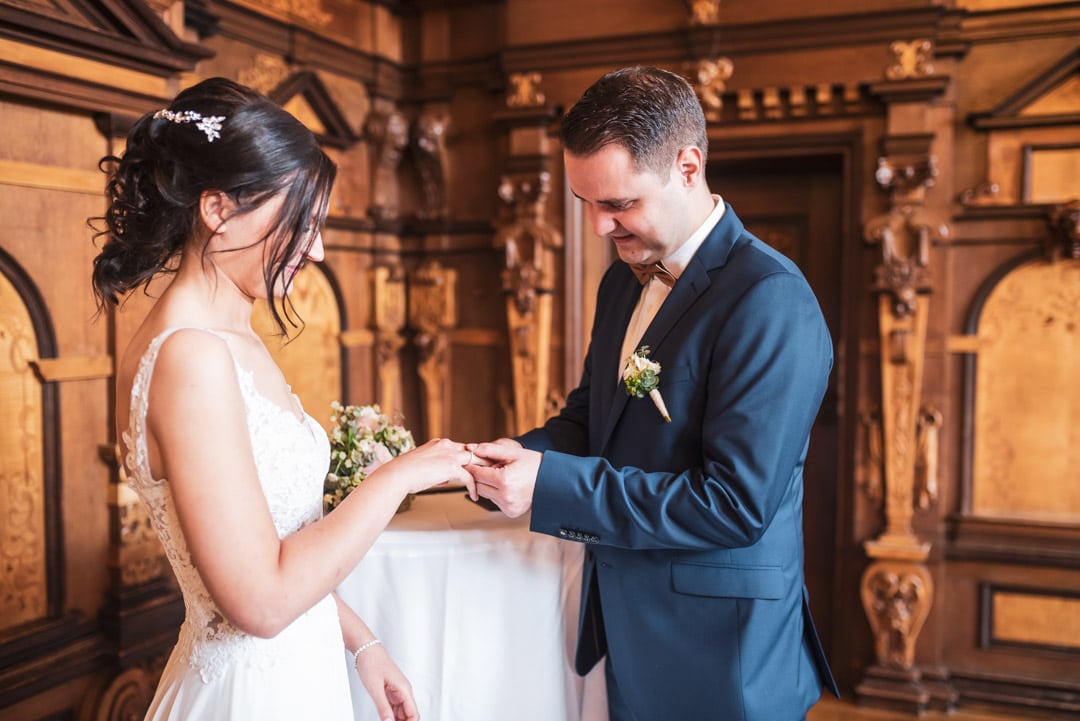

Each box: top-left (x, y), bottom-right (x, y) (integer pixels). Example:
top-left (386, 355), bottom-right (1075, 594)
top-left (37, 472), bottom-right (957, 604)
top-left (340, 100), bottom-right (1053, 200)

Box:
top-left (622, 345), bottom-right (671, 423)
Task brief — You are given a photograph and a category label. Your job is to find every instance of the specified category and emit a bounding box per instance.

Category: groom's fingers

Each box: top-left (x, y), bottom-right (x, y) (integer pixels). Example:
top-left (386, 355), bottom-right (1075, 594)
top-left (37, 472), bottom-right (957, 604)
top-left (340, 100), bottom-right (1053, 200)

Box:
top-left (470, 441), bottom-right (521, 464)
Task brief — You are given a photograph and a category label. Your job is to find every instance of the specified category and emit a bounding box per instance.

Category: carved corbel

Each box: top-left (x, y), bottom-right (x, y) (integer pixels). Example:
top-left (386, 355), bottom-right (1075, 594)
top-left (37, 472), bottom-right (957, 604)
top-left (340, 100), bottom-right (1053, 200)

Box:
top-left (690, 57), bottom-right (734, 122)
top-left (371, 266), bottom-right (407, 415)
top-left (687, 0), bottom-right (721, 25)
top-left (408, 261), bottom-right (457, 439)
top-left (495, 172), bottom-right (563, 434)
top-left (886, 39), bottom-right (935, 80)
top-left (364, 104), bottom-right (409, 221)
top-left (506, 72), bottom-right (546, 109)
top-left (860, 562), bottom-right (934, 670)
top-left (412, 108), bottom-right (450, 221)
top-left (864, 206), bottom-right (945, 319)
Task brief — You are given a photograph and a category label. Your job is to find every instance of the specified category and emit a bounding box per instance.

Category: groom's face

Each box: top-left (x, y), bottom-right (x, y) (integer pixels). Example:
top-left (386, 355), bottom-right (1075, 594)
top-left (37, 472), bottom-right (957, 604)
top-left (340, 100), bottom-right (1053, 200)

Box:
top-left (565, 143), bottom-right (694, 266)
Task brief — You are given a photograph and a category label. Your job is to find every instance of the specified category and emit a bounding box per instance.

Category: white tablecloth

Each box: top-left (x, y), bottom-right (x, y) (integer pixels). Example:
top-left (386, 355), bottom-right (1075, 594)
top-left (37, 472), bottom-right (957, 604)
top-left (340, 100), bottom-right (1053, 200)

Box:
top-left (336, 490), bottom-right (607, 721)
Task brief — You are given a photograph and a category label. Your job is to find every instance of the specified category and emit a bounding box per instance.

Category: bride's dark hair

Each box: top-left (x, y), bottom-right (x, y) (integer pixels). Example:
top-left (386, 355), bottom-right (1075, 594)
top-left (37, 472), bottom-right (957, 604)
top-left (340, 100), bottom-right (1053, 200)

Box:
top-left (90, 76), bottom-right (337, 334)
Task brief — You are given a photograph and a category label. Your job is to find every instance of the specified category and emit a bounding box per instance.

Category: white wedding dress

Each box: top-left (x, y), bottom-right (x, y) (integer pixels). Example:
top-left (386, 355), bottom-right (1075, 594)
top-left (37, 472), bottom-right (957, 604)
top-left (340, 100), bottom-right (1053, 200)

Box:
top-left (123, 327), bottom-right (354, 721)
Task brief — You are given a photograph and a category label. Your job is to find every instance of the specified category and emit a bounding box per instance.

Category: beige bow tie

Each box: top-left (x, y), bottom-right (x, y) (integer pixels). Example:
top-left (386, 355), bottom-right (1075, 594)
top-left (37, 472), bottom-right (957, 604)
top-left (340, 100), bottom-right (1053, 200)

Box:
top-left (629, 261), bottom-right (677, 288)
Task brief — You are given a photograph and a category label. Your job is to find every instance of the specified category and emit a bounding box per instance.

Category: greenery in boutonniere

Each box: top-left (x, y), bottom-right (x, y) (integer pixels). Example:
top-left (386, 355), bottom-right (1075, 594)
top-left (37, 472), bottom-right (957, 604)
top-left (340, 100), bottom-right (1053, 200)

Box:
top-left (324, 401), bottom-right (416, 512)
top-left (622, 346), bottom-right (671, 422)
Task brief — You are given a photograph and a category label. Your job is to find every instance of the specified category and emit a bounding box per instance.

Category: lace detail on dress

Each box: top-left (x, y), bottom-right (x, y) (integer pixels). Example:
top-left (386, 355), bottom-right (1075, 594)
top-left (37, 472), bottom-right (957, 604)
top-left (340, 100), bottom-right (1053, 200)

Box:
top-left (122, 327), bottom-right (333, 684)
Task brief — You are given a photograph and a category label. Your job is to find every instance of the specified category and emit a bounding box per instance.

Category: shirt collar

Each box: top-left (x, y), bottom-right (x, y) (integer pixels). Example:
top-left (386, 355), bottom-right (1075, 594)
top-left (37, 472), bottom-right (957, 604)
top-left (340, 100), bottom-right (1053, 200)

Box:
top-left (662, 194), bottom-right (724, 279)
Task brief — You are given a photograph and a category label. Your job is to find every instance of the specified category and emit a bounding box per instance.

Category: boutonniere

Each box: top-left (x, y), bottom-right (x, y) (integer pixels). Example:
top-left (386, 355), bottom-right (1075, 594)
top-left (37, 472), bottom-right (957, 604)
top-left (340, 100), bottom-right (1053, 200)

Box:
top-left (622, 345), bottom-right (671, 423)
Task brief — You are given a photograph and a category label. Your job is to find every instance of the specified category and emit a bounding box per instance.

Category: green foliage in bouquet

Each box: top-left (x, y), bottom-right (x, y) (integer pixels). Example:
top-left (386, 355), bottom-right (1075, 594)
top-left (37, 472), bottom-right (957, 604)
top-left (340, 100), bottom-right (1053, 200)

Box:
top-left (324, 401), bottom-right (415, 511)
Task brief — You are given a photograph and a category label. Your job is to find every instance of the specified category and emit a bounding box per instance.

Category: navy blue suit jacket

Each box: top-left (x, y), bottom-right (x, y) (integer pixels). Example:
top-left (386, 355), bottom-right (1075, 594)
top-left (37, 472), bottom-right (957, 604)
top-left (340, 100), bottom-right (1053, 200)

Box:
top-left (520, 204), bottom-right (839, 721)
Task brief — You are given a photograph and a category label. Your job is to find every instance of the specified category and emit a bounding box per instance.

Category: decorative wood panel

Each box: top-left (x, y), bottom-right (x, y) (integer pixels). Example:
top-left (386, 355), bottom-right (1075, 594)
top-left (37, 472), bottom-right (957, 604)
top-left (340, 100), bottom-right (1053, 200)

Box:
top-left (972, 258), bottom-right (1080, 522)
top-left (981, 583), bottom-right (1080, 653)
top-left (0, 270), bottom-right (47, 633)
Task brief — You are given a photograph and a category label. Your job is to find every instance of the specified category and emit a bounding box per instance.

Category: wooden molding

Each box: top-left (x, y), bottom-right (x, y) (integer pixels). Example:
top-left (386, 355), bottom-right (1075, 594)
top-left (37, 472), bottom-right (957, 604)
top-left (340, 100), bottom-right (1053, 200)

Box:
top-left (0, 159), bottom-right (104, 196)
top-left (29, 356), bottom-right (113, 383)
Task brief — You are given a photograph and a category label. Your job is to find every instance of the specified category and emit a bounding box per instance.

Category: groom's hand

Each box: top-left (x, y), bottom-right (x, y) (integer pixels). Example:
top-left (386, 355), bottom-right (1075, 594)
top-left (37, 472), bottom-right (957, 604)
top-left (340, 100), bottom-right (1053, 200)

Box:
top-left (464, 439), bottom-right (539, 518)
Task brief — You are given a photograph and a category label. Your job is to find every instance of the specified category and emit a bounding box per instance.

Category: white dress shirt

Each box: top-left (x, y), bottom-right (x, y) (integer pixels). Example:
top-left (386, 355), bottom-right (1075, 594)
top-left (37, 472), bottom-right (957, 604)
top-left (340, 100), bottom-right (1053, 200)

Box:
top-left (618, 195), bottom-right (725, 380)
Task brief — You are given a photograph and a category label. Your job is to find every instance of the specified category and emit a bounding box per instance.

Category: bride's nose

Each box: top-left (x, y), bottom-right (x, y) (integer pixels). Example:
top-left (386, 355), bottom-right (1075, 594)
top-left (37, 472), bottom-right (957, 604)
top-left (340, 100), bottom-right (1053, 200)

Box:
top-left (306, 231), bottom-right (325, 262)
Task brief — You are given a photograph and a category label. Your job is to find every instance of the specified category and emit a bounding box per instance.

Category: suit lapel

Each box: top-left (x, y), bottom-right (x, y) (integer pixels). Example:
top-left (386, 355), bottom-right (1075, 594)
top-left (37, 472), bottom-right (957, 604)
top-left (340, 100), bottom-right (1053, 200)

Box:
top-left (596, 203), bottom-right (745, 454)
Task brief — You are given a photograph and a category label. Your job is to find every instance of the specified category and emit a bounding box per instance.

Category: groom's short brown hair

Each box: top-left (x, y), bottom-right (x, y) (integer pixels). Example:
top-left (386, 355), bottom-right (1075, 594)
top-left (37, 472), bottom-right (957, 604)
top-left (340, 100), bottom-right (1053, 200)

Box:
top-left (559, 65), bottom-right (708, 176)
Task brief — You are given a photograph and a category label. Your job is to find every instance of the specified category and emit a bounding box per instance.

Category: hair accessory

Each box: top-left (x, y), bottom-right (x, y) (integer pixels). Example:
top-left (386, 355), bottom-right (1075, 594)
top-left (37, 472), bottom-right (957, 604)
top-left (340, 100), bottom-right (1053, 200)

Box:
top-left (152, 109), bottom-right (226, 142)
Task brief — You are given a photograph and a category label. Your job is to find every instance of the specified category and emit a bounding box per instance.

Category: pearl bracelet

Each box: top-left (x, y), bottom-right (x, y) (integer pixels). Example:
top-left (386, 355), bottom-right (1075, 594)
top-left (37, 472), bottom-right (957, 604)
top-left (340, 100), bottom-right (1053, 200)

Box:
top-left (352, 639), bottom-right (382, 665)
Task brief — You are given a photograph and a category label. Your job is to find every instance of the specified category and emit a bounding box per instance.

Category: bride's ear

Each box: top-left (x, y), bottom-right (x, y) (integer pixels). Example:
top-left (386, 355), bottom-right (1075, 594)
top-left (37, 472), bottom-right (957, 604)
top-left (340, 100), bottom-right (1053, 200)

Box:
top-left (199, 191), bottom-right (235, 235)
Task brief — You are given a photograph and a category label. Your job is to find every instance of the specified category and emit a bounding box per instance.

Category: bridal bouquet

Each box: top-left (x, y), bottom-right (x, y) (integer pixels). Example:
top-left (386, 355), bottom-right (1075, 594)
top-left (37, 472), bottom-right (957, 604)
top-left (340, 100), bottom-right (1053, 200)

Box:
top-left (324, 401), bottom-right (416, 512)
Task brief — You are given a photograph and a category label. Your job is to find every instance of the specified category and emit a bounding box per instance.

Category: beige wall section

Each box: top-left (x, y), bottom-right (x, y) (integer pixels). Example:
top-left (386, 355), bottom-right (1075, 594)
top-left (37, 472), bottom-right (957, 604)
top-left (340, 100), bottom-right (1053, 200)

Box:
top-left (973, 259), bottom-right (1080, 523)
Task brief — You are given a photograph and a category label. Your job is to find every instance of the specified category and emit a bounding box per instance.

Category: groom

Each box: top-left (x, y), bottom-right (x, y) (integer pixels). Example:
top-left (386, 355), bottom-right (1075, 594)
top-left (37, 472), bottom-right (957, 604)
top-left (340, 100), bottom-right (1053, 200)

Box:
top-left (467, 66), bottom-right (839, 721)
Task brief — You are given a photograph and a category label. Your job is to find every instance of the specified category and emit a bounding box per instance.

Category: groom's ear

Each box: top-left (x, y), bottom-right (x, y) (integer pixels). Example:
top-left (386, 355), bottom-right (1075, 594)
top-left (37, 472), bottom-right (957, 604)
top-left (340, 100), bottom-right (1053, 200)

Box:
top-left (675, 146), bottom-right (704, 186)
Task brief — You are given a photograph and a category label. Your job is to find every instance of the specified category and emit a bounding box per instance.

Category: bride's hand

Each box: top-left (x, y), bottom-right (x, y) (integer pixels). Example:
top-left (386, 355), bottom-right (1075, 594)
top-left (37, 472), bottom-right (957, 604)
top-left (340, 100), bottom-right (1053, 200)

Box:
top-left (385, 438), bottom-right (474, 496)
top-left (355, 642), bottom-right (418, 721)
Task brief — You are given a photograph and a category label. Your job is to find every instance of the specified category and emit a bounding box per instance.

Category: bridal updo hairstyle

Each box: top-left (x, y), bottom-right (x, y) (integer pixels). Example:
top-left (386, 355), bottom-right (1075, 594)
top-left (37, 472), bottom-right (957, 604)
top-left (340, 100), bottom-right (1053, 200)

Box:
top-left (91, 76), bottom-right (337, 333)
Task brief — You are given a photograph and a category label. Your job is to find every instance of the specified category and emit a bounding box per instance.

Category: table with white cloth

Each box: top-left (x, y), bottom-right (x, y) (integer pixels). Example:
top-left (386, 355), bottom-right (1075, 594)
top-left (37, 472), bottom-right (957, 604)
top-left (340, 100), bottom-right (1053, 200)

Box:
top-left (336, 490), bottom-right (607, 721)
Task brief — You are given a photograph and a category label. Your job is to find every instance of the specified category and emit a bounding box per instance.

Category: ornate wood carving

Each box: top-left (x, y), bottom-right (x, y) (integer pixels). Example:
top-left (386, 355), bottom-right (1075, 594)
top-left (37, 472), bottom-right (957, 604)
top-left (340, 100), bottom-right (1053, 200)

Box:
top-left (859, 66), bottom-right (951, 706)
top-left (690, 58), bottom-right (734, 122)
top-left (408, 262), bottom-right (457, 440)
top-left (886, 39), bottom-right (935, 80)
top-left (372, 266), bottom-right (407, 416)
top-left (364, 104), bottom-right (409, 221)
top-left (412, 108), bottom-right (450, 221)
top-left (79, 663), bottom-right (165, 721)
top-left (495, 172), bottom-right (563, 435)
top-left (506, 72), bottom-right (546, 109)
top-left (238, 54), bottom-right (291, 96)
top-left (0, 272), bottom-right (48, 632)
top-left (861, 561), bottom-right (934, 670)
top-left (688, 0), bottom-right (721, 25)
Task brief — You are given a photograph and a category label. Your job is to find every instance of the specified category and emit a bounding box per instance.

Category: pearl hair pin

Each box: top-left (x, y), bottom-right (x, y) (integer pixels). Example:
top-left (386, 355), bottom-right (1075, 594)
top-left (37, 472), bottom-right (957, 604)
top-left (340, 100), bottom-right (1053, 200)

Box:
top-left (153, 109), bottom-right (226, 142)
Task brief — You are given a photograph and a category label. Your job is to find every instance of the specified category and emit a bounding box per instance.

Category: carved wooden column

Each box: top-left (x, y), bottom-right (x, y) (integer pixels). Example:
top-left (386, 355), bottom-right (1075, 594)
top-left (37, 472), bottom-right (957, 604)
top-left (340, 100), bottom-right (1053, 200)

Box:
top-left (408, 261), bottom-right (457, 440)
top-left (857, 39), bottom-right (955, 713)
top-left (371, 266), bottom-right (407, 415)
top-left (493, 73), bottom-right (562, 434)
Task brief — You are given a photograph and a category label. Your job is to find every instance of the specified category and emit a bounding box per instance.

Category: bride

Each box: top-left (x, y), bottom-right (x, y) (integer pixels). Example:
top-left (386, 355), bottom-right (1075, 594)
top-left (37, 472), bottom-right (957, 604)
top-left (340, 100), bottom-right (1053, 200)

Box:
top-left (91, 77), bottom-right (473, 721)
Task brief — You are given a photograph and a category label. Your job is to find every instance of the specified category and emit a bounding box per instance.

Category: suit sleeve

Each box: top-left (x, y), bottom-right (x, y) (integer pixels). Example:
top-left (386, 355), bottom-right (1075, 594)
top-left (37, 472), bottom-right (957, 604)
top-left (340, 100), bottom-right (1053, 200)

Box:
top-left (529, 271), bottom-right (833, 551)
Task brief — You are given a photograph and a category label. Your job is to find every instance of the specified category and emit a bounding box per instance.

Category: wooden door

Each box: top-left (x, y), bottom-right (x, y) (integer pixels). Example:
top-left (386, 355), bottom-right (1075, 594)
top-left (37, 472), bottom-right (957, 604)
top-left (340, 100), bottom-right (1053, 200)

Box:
top-left (708, 153), bottom-right (845, 657)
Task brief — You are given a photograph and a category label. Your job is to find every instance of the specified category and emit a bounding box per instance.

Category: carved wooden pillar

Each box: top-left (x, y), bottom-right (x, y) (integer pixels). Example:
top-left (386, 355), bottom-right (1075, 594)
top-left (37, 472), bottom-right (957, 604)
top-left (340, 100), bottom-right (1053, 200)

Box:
top-left (494, 74), bottom-right (562, 434)
top-left (371, 266), bottom-right (407, 415)
top-left (857, 39), bottom-right (955, 713)
top-left (495, 172), bottom-right (563, 434)
top-left (408, 261), bottom-right (457, 440)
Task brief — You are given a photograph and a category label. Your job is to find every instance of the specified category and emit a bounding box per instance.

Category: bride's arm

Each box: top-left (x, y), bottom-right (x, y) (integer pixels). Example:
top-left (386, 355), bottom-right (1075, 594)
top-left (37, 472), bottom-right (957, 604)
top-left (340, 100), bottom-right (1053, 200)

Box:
top-left (334, 594), bottom-right (418, 721)
top-left (147, 330), bottom-right (470, 638)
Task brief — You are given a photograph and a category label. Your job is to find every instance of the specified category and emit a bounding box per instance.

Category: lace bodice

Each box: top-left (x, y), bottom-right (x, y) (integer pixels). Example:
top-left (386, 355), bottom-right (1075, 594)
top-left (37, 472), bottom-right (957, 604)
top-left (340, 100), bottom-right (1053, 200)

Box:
top-left (122, 327), bottom-right (333, 683)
